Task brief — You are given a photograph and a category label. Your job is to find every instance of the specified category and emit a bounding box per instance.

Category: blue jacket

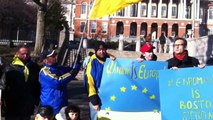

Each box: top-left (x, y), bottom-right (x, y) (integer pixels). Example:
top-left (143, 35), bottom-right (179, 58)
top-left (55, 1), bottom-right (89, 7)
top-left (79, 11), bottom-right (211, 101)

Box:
top-left (84, 54), bottom-right (107, 105)
top-left (39, 64), bottom-right (80, 114)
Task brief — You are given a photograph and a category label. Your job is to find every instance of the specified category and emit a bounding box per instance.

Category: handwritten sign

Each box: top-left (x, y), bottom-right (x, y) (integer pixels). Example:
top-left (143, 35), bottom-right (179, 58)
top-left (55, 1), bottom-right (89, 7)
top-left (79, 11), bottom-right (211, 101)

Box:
top-left (159, 66), bottom-right (213, 120)
top-left (98, 58), bottom-right (167, 119)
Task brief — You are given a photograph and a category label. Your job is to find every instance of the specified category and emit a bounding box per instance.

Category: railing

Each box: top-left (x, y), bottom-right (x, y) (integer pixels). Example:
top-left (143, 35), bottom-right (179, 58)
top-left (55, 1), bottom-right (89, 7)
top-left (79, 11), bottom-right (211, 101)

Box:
top-left (0, 39), bottom-right (34, 46)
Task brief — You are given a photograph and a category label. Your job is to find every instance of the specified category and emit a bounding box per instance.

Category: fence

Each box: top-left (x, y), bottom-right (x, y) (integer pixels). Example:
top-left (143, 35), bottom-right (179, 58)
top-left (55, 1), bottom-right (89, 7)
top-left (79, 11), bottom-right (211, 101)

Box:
top-left (0, 39), bottom-right (34, 46)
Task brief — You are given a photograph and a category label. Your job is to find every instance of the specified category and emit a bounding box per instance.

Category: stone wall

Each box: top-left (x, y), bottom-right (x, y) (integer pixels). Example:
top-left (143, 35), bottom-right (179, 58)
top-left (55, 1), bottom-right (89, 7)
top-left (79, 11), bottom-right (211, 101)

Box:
top-left (85, 35), bottom-right (213, 64)
top-left (86, 49), bottom-right (173, 62)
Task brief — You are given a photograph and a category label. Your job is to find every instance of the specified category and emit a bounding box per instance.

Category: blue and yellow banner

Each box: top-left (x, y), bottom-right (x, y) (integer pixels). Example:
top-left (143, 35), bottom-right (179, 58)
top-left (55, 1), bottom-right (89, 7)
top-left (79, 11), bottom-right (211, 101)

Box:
top-left (98, 58), bottom-right (167, 119)
top-left (159, 66), bottom-right (213, 120)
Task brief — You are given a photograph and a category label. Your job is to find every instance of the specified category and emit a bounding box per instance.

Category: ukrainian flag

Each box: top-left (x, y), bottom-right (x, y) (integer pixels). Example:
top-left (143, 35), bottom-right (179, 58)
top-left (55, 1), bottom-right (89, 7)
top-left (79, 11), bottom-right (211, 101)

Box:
top-left (89, 0), bottom-right (142, 18)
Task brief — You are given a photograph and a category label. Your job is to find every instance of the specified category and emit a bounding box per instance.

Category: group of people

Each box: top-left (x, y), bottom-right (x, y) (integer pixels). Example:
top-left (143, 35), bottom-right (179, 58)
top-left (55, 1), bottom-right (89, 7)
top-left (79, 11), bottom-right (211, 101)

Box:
top-left (0, 37), bottom-right (212, 120)
top-left (0, 45), bottom-right (81, 120)
top-left (84, 37), bottom-right (212, 120)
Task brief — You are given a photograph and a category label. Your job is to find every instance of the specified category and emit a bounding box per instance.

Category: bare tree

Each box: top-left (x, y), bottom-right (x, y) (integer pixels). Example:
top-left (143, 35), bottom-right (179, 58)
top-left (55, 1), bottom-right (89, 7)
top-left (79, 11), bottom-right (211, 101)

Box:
top-left (33, 0), bottom-right (65, 55)
top-left (0, 0), bottom-right (36, 40)
top-left (33, 0), bottom-right (48, 55)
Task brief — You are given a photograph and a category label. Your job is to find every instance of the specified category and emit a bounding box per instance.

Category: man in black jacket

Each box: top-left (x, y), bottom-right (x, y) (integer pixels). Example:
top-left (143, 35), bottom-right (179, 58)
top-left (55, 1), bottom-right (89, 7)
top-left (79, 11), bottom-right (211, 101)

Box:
top-left (167, 37), bottom-right (203, 69)
top-left (0, 45), bottom-right (41, 120)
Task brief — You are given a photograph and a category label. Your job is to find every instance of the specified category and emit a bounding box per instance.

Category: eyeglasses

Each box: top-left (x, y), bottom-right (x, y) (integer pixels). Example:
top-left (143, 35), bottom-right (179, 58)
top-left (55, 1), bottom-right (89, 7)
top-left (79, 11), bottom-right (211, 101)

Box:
top-left (173, 44), bottom-right (184, 47)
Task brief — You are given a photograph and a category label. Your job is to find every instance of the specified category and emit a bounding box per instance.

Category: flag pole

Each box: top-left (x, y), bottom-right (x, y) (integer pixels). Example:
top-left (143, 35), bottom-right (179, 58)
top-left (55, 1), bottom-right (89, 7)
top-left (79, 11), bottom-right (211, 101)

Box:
top-left (72, 14), bottom-right (90, 68)
top-left (72, 21), bottom-right (88, 68)
top-left (72, 0), bottom-right (93, 68)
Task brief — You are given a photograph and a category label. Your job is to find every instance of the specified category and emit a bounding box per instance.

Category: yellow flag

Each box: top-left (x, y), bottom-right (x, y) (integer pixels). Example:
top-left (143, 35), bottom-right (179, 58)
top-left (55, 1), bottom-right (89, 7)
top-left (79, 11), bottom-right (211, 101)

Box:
top-left (89, 0), bottom-right (141, 18)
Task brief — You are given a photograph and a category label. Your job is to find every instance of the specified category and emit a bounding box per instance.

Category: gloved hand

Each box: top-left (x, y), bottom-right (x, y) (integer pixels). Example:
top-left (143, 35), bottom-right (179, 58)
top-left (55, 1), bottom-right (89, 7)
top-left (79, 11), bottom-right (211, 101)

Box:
top-left (70, 64), bottom-right (81, 76)
top-left (75, 54), bottom-right (82, 65)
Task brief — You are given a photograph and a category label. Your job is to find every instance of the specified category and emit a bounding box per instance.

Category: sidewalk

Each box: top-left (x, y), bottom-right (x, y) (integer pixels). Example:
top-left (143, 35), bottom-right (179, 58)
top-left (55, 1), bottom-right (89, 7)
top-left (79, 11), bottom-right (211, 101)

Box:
top-left (68, 70), bottom-right (90, 120)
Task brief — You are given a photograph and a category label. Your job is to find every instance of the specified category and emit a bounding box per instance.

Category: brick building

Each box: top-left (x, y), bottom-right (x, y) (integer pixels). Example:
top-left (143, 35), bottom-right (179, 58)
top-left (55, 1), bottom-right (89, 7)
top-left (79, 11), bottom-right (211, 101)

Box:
top-left (70, 0), bottom-right (213, 41)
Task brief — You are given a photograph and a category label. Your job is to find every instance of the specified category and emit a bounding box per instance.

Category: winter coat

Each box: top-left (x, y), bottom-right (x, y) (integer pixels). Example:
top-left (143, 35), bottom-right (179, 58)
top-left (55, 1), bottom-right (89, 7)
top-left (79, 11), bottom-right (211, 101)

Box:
top-left (39, 64), bottom-right (80, 114)
top-left (167, 53), bottom-right (200, 69)
top-left (0, 56), bottom-right (41, 116)
top-left (159, 35), bottom-right (166, 44)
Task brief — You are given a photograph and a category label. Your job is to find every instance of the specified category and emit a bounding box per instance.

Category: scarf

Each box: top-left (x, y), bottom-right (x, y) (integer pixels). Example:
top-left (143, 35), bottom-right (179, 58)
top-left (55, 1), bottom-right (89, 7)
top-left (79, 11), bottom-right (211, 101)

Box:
top-left (12, 55), bottom-right (29, 82)
top-left (174, 50), bottom-right (187, 60)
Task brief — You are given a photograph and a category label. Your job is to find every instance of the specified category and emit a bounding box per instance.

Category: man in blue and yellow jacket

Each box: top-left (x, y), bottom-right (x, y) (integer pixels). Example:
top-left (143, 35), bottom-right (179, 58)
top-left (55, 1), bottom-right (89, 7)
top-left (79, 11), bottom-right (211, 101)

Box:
top-left (39, 50), bottom-right (81, 114)
top-left (84, 41), bottom-right (110, 120)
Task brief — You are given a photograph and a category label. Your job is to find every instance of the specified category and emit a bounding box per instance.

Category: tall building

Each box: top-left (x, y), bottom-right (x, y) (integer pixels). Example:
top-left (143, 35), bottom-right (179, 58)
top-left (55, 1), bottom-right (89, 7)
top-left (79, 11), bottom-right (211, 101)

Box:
top-left (73, 0), bottom-right (212, 41)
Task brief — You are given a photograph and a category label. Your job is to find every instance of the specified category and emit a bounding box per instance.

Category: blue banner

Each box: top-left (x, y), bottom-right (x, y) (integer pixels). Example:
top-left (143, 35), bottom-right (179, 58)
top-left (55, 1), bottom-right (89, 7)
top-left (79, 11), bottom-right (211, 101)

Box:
top-left (159, 66), bottom-right (213, 120)
top-left (99, 58), bottom-right (168, 112)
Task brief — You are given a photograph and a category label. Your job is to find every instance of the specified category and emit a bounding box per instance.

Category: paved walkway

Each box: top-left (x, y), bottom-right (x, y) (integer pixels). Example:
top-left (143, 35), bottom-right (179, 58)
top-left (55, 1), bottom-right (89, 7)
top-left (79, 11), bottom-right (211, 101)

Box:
top-left (68, 70), bottom-right (90, 120)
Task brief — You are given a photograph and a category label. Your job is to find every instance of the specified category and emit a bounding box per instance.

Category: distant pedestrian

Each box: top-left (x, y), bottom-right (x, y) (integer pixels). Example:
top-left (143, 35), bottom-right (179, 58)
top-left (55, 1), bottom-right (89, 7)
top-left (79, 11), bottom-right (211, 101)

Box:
top-left (146, 34), bottom-right (151, 43)
top-left (39, 50), bottom-right (81, 114)
top-left (35, 105), bottom-right (54, 120)
top-left (159, 33), bottom-right (166, 53)
top-left (206, 54), bottom-right (213, 66)
top-left (167, 37), bottom-right (204, 69)
top-left (0, 45), bottom-right (41, 120)
top-left (83, 51), bottom-right (94, 69)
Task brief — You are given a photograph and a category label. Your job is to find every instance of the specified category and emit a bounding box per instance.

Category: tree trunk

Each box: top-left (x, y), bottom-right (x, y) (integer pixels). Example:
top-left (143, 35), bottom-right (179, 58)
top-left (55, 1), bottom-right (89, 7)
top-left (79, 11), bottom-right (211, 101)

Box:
top-left (33, 0), bottom-right (47, 55)
top-left (34, 10), bottom-right (45, 55)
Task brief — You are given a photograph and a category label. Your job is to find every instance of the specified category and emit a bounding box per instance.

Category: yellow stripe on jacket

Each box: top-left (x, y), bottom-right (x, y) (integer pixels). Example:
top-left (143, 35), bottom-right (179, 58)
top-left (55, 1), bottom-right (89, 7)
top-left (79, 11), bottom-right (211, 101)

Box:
top-left (40, 66), bottom-right (72, 81)
top-left (86, 54), bottom-right (104, 97)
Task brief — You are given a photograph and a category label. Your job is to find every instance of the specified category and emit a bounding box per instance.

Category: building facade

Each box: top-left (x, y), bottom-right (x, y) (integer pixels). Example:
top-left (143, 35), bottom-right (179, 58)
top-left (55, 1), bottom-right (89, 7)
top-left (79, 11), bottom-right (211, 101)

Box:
top-left (73, 0), bottom-right (213, 41)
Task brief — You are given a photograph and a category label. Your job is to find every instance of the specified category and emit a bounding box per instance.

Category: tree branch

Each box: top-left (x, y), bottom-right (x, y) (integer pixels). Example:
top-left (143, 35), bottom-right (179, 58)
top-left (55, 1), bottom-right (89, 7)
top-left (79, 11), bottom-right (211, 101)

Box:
top-left (32, 0), bottom-right (43, 7)
top-left (33, 0), bottom-right (48, 12)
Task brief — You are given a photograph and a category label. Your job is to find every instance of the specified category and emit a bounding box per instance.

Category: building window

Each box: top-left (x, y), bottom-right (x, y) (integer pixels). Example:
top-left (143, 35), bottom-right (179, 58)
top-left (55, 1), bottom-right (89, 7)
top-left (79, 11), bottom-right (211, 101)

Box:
top-left (151, 4), bottom-right (157, 17)
top-left (209, 8), bottom-right (213, 19)
top-left (130, 4), bottom-right (138, 17)
top-left (116, 22), bottom-right (124, 36)
top-left (81, 2), bottom-right (87, 17)
top-left (80, 22), bottom-right (86, 33)
top-left (161, 4), bottom-right (167, 17)
top-left (117, 8), bottom-right (125, 16)
top-left (172, 5), bottom-right (177, 17)
top-left (130, 22), bottom-right (137, 36)
top-left (91, 21), bottom-right (96, 33)
top-left (140, 3), bottom-right (147, 17)
top-left (102, 22), bottom-right (108, 34)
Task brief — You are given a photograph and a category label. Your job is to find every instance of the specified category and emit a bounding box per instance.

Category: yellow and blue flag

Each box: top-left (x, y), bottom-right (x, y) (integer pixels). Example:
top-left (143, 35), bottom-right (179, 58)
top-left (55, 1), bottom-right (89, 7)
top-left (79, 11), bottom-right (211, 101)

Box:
top-left (89, 0), bottom-right (142, 18)
top-left (98, 58), bottom-right (167, 119)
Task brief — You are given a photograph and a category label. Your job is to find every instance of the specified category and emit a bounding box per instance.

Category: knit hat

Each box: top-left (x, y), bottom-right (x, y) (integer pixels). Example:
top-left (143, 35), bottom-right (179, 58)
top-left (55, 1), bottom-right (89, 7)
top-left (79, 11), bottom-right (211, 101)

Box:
top-left (140, 43), bottom-right (155, 53)
top-left (94, 41), bottom-right (107, 53)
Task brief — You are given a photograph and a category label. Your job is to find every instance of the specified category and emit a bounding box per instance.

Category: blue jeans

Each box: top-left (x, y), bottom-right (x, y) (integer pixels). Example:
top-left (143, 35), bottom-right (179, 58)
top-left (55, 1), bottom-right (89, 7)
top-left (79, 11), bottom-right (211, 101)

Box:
top-left (89, 102), bottom-right (98, 120)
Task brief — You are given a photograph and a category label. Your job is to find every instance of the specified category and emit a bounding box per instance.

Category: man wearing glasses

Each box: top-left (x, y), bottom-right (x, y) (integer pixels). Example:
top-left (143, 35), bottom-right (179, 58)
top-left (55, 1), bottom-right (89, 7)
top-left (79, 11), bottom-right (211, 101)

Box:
top-left (167, 37), bottom-right (203, 69)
